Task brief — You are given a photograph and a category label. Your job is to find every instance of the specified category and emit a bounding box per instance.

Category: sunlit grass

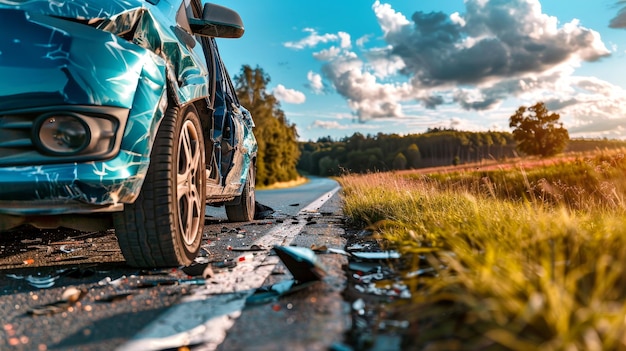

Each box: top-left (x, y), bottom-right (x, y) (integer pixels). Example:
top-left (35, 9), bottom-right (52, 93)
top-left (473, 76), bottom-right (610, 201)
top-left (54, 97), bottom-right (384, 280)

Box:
top-left (338, 150), bottom-right (626, 350)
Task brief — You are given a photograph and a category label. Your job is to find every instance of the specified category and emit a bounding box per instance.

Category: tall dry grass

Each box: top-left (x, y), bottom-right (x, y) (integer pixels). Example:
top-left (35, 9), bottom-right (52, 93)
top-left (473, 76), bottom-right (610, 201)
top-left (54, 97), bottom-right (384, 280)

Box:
top-left (338, 150), bottom-right (626, 350)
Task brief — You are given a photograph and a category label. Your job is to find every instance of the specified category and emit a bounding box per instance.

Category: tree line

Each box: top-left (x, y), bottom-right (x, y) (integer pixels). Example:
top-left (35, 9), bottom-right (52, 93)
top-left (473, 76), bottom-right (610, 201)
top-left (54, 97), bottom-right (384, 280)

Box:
top-left (297, 130), bottom-right (519, 176)
top-left (297, 130), bottom-right (626, 177)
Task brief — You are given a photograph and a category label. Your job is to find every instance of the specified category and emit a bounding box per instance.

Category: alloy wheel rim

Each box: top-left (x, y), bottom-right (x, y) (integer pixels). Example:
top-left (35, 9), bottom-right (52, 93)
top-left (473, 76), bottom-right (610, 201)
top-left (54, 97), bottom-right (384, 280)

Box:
top-left (177, 119), bottom-right (203, 246)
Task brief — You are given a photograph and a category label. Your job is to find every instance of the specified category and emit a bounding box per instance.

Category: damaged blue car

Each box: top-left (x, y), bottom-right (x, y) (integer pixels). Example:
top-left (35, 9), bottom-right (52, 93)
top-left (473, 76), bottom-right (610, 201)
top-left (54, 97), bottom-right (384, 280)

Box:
top-left (0, 0), bottom-right (257, 268)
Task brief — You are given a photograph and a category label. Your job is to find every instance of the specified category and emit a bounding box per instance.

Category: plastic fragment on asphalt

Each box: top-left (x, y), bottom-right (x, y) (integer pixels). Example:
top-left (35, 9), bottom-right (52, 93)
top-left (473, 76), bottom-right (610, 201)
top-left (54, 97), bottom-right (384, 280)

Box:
top-left (327, 248), bottom-right (351, 256)
top-left (212, 259), bottom-right (236, 269)
top-left (95, 291), bottom-right (134, 303)
top-left (273, 245), bottom-right (326, 283)
top-left (236, 253), bottom-right (254, 262)
top-left (310, 244), bottom-right (328, 252)
top-left (59, 245), bottom-right (80, 254)
top-left (98, 275), bottom-right (127, 286)
top-left (27, 287), bottom-right (87, 315)
top-left (62, 286), bottom-right (84, 303)
top-left (230, 244), bottom-right (264, 251)
top-left (346, 243), bottom-right (370, 250)
top-left (352, 298), bottom-right (365, 314)
top-left (182, 262), bottom-right (214, 279)
top-left (351, 251), bottom-right (400, 260)
top-left (348, 261), bottom-right (380, 274)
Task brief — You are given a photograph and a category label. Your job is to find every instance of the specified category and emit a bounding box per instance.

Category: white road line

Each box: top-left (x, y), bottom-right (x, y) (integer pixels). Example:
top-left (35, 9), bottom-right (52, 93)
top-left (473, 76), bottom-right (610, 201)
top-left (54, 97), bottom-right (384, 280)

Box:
top-left (116, 186), bottom-right (341, 351)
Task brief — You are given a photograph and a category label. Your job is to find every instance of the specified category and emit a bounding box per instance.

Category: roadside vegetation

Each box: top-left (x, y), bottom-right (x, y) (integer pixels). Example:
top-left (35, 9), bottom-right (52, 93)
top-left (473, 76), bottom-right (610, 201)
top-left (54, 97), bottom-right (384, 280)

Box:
top-left (338, 149), bottom-right (626, 350)
top-left (235, 65), bottom-right (301, 187)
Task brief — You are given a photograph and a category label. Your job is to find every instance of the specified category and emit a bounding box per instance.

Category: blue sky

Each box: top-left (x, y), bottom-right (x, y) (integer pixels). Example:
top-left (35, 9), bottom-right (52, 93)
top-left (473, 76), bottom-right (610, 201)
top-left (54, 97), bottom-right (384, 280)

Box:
top-left (210, 0), bottom-right (626, 141)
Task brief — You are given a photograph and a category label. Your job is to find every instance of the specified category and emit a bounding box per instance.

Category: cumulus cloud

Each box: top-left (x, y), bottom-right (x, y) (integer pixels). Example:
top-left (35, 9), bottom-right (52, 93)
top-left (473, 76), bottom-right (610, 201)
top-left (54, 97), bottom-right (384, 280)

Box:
top-left (313, 47), bottom-right (343, 61)
top-left (284, 28), bottom-right (340, 50)
top-left (284, 0), bottom-right (625, 137)
top-left (273, 84), bottom-right (306, 104)
top-left (284, 28), bottom-right (352, 50)
top-left (383, 0), bottom-right (609, 87)
top-left (363, 46), bottom-right (406, 78)
top-left (307, 71), bottom-right (325, 94)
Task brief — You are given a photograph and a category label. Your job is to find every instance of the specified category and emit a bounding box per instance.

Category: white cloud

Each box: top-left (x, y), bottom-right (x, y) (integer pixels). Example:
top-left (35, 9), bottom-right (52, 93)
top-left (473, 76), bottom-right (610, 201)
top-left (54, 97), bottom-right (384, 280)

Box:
top-left (283, 28), bottom-right (339, 50)
top-left (312, 47), bottom-right (342, 61)
top-left (363, 46), bottom-right (405, 78)
top-left (273, 84), bottom-right (306, 104)
top-left (356, 35), bottom-right (372, 47)
top-left (338, 31), bottom-right (352, 49)
top-left (307, 71), bottom-right (324, 94)
top-left (372, 0), bottom-right (410, 36)
top-left (309, 120), bottom-right (349, 130)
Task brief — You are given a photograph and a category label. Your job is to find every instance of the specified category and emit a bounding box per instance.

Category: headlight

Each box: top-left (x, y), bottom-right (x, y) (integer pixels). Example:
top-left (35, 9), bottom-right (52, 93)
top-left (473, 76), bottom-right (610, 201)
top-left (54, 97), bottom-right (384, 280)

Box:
top-left (35, 113), bottom-right (90, 155)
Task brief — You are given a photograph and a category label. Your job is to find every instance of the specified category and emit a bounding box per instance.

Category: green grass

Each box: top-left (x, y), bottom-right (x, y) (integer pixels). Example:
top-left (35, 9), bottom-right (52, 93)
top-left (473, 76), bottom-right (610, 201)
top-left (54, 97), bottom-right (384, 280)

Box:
top-left (338, 150), bottom-right (626, 350)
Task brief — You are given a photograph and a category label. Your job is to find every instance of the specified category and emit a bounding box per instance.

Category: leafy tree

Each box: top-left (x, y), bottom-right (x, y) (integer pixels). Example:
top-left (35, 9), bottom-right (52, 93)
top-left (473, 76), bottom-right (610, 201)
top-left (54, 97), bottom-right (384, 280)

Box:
top-left (405, 144), bottom-right (421, 169)
top-left (234, 65), bottom-right (300, 186)
top-left (509, 102), bottom-right (569, 157)
top-left (392, 152), bottom-right (407, 170)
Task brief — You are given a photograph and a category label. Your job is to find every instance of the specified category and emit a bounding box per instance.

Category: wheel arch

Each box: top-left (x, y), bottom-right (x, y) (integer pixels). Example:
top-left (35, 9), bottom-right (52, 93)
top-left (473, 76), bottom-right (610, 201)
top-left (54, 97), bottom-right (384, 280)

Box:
top-left (165, 76), bottom-right (213, 144)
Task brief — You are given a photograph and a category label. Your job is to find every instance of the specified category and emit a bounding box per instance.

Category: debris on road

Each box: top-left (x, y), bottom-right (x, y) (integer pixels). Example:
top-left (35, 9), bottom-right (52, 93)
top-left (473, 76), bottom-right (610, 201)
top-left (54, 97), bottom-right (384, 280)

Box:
top-left (27, 287), bottom-right (87, 316)
top-left (230, 244), bottom-right (265, 251)
top-left (273, 245), bottom-right (326, 283)
top-left (182, 261), bottom-right (215, 279)
top-left (245, 245), bottom-right (327, 305)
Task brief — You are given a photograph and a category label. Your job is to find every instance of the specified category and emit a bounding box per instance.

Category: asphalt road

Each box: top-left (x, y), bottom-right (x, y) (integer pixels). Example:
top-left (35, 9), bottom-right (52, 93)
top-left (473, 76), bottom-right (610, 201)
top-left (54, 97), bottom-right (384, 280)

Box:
top-left (0, 177), bottom-right (349, 351)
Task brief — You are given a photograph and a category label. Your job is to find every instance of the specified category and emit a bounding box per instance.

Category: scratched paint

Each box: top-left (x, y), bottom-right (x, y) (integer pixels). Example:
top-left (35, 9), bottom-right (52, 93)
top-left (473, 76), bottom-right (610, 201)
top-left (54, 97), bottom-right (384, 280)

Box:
top-left (0, 0), bottom-right (256, 226)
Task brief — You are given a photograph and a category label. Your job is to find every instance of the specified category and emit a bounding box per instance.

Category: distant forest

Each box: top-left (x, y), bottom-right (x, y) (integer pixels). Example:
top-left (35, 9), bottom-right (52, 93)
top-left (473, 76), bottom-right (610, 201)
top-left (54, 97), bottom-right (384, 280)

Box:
top-left (297, 129), bottom-right (626, 176)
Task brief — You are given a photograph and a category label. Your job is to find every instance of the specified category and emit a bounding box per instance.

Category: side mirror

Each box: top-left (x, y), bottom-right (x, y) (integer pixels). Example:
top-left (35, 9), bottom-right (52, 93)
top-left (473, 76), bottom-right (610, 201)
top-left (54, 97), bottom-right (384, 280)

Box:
top-left (189, 3), bottom-right (244, 38)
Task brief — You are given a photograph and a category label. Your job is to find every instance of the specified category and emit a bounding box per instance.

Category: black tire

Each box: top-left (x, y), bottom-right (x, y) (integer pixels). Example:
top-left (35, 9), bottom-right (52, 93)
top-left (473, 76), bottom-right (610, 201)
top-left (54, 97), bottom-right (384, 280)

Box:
top-left (225, 165), bottom-right (255, 222)
top-left (113, 104), bottom-right (206, 267)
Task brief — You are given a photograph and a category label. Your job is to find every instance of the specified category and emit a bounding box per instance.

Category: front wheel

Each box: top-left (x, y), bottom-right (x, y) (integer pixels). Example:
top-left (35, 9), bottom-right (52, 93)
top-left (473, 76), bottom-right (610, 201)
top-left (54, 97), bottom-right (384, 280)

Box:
top-left (113, 104), bottom-right (206, 268)
top-left (225, 165), bottom-right (256, 222)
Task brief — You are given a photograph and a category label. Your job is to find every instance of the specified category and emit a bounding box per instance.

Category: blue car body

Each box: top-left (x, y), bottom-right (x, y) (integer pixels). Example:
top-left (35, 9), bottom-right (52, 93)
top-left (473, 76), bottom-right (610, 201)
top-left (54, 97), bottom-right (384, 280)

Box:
top-left (0, 0), bottom-right (257, 267)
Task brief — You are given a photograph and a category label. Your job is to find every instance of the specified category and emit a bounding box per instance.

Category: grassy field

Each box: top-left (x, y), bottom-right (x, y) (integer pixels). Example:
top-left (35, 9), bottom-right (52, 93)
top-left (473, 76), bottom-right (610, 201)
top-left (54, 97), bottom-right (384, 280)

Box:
top-left (338, 149), bottom-right (626, 350)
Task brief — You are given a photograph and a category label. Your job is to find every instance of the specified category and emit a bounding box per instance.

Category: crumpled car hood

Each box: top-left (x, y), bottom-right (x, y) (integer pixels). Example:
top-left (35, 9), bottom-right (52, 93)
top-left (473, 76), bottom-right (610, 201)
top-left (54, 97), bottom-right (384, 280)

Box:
top-left (0, 0), bottom-right (144, 20)
top-left (0, 0), bottom-right (167, 111)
